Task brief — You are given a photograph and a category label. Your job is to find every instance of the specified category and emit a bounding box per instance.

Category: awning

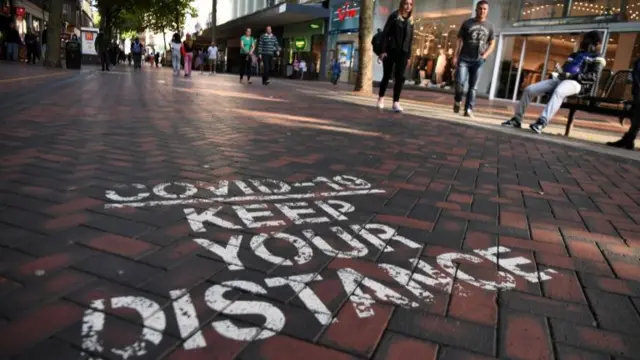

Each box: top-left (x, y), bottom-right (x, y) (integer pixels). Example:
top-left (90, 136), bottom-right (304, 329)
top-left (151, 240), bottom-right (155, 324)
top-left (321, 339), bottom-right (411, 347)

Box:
top-left (201, 3), bottom-right (329, 42)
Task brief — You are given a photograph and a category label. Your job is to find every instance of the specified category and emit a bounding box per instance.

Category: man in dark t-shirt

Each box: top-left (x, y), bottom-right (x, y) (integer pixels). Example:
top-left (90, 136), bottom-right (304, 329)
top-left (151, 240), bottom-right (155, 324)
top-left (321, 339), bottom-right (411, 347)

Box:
top-left (453, 0), bottom-right (495, 118)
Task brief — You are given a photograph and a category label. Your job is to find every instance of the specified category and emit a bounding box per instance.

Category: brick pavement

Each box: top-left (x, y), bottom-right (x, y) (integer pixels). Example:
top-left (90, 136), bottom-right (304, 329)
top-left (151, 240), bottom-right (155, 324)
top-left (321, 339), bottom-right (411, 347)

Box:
top-left (1, 63), bottom-right (640, 359)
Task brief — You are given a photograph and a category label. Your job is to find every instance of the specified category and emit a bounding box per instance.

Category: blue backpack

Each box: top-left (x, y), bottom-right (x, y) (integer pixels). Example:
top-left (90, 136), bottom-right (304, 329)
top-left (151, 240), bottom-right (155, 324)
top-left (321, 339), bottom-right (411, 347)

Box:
top-left (132, 42), bottom-right (142, 54)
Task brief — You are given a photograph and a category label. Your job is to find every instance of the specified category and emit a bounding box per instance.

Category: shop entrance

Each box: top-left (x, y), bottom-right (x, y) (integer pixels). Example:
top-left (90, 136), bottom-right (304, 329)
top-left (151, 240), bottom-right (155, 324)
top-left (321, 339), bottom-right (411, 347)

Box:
top-left (491, 30), bottom-right (609, 102)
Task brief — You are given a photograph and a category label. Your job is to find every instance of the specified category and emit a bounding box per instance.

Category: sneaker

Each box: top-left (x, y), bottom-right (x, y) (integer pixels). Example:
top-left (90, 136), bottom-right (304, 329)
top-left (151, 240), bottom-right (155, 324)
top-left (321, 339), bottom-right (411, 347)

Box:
top-left (501, 117), bottom-right (522, 128)
top-left (453, 102), bottom-right (461, 113)
top-left (529, 119), bottom-right (546, 134)
top-left (463, 110), bottom-right (475, 119)
top-left (377, 98), bottom-right (384, 109)
top-left (392, 102), bottom-right (403, 113)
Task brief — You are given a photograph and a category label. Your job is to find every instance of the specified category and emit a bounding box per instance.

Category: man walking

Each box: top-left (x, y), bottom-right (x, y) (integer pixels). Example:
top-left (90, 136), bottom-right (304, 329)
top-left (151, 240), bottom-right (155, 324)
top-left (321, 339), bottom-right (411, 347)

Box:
top-left (453, 0), bottom-right (495, 118)
top-left (258, 26), bottom-right (280, 86)
top-left (95, 29), bottom-right (111, 71)
top-left (606, 57), bottom-right (640, 150)
top-left (205, 41), bottom-right (218, 75)
top-left (6, 22), bottom-right (21, 62)
top-left (131, 37), bottom-right (144, 70)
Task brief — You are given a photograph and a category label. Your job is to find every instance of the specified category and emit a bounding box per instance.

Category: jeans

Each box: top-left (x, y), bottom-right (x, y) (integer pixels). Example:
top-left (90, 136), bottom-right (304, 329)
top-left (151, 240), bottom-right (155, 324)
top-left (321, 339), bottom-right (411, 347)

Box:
top-left (379, 50), bottom-right (409, 102)
top-left (184, 52), bottom-right (193, 75)
top-left (261, 54), bottom-right (273, 84)
top-left (6, 42), bottom-right (19, 61)
top-left (172, 52), bottom-right (181, 74)
top-left (514, 78), bottom-right (581, 124)
top-left (455, 58), bottom-right (486, 111)
top-left (240, 54), bottom-right (252, 80)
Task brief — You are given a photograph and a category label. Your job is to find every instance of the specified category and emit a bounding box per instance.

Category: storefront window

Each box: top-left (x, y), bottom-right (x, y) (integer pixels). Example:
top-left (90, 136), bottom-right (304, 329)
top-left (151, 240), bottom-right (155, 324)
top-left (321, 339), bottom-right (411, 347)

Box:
top-left (519, 0), bottom-right (565, 20)
top-left (408, 0), bottom-right (473, 87)
top-left (568, 0), bottom-right (623, 17)
top-left (626, 0), bottom-right (640, 21)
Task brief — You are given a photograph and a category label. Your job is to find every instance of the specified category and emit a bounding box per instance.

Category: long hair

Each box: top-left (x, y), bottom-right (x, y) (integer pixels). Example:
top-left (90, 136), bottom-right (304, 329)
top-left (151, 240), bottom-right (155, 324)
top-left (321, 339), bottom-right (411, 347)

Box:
top-left (398, 0), bottom-right (414, 24)
top-left (172, 32), bottom-right (181, 43)
top-left (185, 33), bottom-right (193, 47)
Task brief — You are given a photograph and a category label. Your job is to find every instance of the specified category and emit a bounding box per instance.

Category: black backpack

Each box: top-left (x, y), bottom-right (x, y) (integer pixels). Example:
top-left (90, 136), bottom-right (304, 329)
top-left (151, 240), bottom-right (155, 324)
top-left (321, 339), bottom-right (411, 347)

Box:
top-left (371, 29), bottom-right (383, 56)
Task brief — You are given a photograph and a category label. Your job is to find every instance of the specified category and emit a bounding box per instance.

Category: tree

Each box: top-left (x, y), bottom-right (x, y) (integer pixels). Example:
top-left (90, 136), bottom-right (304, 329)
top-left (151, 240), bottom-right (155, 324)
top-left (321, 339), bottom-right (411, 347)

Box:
top-left (354, 0), bottom-right (373, 93)
top-left (43, 0), bottom-right (62, 68)
top-left (211, 0), bottom-right (216, 42)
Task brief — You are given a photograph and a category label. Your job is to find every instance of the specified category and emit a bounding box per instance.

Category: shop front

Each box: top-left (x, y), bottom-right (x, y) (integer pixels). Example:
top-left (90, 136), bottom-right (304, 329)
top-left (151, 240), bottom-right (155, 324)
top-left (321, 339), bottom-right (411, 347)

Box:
top-left (483, 0), bottom-right (640, 104)
top-left (282, 19), bottom-right (325, 79)
top-left (326, 0), bottom-right (363, 83)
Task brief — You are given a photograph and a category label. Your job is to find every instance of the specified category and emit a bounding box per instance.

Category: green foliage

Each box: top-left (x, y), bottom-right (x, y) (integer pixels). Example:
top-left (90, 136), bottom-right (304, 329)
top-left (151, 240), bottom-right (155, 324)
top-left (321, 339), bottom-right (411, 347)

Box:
top-left (91, 0), bottom-right (197, 35)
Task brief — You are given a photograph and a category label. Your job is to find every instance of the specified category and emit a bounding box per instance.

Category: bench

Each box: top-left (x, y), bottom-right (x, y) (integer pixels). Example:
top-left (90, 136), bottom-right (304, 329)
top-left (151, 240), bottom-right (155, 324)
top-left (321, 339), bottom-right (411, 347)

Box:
top-left (561, 70), bottom-right (634, 136)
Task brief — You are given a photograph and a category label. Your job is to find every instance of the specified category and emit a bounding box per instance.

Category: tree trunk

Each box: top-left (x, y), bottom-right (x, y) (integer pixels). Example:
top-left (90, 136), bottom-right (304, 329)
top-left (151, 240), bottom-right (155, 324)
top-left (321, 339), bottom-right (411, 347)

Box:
top-left (162, 28), bottom-right (167, 51)
top-left (44, 0), bottom-right (63, 68)
top-left (211, 0), bottom-right (217, 42)
top-left (354, 0), bottom-right (373, 93)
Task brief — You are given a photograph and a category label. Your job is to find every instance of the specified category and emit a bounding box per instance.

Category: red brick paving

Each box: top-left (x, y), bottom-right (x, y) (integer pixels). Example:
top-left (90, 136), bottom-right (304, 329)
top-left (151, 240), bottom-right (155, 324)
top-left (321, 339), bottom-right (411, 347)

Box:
top-left (1, 64), bottom-right (640, 359)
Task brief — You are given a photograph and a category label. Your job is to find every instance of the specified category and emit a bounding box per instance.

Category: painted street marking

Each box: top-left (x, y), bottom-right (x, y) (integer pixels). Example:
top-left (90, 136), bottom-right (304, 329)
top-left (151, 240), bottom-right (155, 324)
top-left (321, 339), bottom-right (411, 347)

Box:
top-left (93, 174), bottom-right (562, 359)
top-left (105, 189), bottom-right (385, 209)
top-left (0, 71), bottom-right (68, 83)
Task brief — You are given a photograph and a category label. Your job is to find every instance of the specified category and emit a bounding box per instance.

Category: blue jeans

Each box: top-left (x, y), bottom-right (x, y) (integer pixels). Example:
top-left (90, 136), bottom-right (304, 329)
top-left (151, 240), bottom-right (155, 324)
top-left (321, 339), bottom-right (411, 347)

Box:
top-left (6, 42), bottom-right (19, 61)
top-left (455, 58), bottom-right (485, 112)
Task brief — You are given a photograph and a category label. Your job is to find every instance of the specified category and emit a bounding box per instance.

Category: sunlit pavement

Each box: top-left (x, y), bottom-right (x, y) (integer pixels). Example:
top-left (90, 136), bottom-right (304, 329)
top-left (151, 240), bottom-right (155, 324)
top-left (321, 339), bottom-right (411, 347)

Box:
top-left (1, 63), bottom-right (640, 359)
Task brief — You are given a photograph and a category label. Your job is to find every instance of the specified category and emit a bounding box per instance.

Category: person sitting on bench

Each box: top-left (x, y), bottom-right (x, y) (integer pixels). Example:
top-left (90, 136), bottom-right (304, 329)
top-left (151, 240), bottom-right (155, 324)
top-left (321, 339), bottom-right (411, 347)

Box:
top-left (606, 56), bottom-right (640, 150)
top-left (502, 31), bottom-right (606, 134)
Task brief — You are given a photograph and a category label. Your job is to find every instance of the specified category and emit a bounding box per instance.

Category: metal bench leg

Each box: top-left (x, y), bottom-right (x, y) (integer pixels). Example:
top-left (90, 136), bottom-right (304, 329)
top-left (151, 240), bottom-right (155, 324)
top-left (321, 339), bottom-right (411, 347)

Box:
top-left (565, 109), bottom-right (577, 137)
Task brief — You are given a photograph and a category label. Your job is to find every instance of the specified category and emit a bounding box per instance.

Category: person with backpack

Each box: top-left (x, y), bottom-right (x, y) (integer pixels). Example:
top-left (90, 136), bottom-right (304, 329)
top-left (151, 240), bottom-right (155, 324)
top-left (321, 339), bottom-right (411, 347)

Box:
top-left (240, 28), bottom-right (256, 84)
top-left (131, 37), bottom-right (143, 70)
top-left (374, 0), bottom-right (415, 113)
top-left (606, 57), bottom-right (640, 150)
top-left (501, 30), bottom-right (605, 134)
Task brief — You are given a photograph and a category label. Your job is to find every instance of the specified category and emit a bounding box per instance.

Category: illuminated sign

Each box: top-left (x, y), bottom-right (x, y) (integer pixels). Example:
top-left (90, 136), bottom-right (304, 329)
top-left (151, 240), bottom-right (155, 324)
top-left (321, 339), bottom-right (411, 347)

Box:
top-left (14, 6), bottom-right (25, 17)
top-left (329, 0), bottom-right (360, 34)
top-left (294, 38), bottom-right (308, 51)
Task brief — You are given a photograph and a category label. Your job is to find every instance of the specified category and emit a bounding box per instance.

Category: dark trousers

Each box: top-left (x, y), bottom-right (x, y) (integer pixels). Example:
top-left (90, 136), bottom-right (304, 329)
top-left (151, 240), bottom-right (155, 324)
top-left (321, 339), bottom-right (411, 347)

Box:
top-left (379, 50), bottom-right (409, 102)
top-left (621, 103), bottom-right (640, 142)
top-left (454, 58), bottom-right (486, 111)
top-left (133, 53), bottom-right (142, 69)
top-left (240, 55), bottom-right (252, 80)
top-left (261, 54), bottom-right (273, 84)
top-left (26, 45), bottom-right (37, 64)
top-left (100, 51), bottom-right (110, 71)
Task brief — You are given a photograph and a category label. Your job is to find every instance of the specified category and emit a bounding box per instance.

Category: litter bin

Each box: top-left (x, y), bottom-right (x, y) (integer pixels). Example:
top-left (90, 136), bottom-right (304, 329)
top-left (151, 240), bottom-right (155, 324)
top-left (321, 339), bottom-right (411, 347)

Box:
top-left (65, 40), bottom-right (81, 69)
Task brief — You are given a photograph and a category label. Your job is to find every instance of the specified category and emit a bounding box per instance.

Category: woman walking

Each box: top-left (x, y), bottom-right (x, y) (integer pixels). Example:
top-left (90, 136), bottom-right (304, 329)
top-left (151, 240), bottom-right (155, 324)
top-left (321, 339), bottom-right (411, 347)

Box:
top-left (377, 0), bottom-right (415, 113)
top-left (171, 33), bottom-right (182, 76)
top-left (240, 28), bottom-right (256, 84)
top-left (182, 34), bottom-right (195, 77)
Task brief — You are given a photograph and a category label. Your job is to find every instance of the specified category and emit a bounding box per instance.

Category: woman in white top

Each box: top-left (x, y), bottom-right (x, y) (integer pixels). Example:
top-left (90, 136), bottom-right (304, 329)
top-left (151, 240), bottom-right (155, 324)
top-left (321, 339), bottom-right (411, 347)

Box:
top-left (170, 33), bottom-right (182, 76)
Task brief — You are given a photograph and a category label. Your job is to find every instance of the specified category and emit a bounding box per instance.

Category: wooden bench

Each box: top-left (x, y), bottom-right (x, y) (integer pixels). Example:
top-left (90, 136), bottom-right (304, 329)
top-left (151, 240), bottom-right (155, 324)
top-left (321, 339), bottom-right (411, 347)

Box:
top-left (561, 70), bottom-right (634, 136)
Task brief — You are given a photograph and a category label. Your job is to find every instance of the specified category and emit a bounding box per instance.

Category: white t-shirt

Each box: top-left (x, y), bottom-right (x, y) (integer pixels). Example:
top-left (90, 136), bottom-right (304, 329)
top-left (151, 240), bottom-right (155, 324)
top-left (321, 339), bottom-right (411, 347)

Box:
top-left (207, 46), bottom-right (218, 59)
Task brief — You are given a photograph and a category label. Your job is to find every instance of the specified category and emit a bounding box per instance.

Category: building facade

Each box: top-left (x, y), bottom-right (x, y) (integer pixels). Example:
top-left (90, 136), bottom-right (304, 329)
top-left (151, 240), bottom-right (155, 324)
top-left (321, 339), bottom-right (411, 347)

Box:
top-left (199, 0), bottom-right (329, 77)
top-left (327, 0), bottom-right (639, 102)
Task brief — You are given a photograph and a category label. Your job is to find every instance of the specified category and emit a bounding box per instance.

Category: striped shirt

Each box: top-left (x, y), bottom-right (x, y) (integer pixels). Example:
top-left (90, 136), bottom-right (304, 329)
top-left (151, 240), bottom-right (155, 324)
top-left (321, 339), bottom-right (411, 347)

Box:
top-left (258, 33), bottom-right (280, 55)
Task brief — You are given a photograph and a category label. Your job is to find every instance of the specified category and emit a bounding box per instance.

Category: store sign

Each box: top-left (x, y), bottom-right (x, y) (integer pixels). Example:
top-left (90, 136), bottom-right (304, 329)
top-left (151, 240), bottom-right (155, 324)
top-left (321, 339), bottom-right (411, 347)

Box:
top-left (14, 6), bottom-right (25, 17)
top-left (329, 0), bottom-right (360, 34)
top-left (294, 37), bottom-right (308, 51)
top-left (80, 28), bottom-right (99, 55)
